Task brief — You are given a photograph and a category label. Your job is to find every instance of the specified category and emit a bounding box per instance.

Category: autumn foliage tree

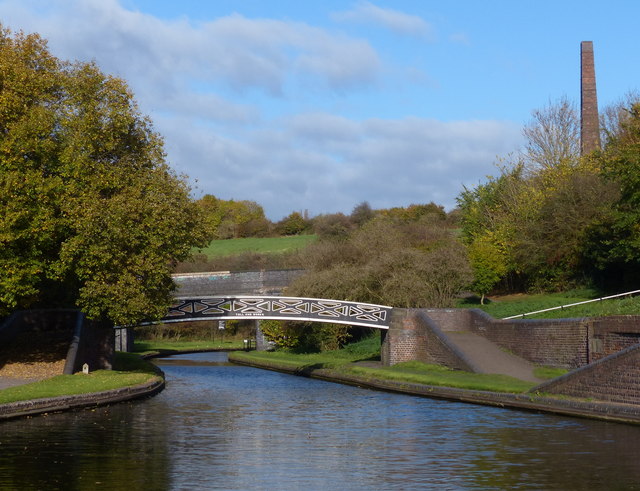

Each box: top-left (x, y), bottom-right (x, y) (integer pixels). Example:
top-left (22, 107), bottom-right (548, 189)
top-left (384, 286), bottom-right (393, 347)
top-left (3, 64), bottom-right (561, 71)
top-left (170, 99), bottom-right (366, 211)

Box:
top-left (196, 194), bottom-right (269, 239)
top-left (583, 102), bottom-right (640, 288)
top-left (458, 96), bottom-right (635, 295)
top-left (290, 216), bottom-right (471, 308)
top-left (0, 27), bottom-right (207, 324)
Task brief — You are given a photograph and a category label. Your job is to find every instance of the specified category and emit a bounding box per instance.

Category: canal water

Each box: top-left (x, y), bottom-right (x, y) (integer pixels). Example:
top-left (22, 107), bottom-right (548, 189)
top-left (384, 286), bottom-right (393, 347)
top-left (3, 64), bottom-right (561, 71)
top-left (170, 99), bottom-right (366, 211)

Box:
top-left (1, 351), bottom-right (639, 490)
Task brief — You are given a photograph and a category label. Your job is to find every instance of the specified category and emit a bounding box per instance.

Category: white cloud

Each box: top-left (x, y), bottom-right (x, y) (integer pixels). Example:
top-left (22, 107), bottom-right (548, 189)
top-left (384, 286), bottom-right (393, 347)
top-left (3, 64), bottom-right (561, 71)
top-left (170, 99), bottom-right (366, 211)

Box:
top-left (0, 0), bottom-right (523, 220)
top-left (1, 0), bottom-right (381, 96)
top-left (332, 1), bottom-right (434, 40)
top-left (164, 112), bottom-right (522, 219)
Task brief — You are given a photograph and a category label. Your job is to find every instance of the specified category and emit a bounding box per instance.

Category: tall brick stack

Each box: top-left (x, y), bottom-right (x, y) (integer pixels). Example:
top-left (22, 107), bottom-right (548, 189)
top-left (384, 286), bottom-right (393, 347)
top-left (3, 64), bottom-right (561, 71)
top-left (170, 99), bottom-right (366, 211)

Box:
top-left (580, 41), bottom-right (600, 155)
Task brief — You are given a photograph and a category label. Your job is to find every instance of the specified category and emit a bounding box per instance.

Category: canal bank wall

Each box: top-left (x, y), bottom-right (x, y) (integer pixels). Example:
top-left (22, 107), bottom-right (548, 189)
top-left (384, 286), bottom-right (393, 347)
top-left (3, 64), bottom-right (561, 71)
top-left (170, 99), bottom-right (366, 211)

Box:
top-left (228, 353), bottom-right (640, 425)
top-left (0, 376), bottom-right (164, 421)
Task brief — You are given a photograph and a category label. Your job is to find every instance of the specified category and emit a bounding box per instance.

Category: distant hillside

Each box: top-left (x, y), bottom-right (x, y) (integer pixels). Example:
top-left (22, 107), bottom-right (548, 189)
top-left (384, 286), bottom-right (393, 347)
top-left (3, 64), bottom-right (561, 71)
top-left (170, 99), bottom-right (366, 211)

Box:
top-left (176, 235), bottom-right (316, 273)
top-left (195, 235), bottom-right (317, 259)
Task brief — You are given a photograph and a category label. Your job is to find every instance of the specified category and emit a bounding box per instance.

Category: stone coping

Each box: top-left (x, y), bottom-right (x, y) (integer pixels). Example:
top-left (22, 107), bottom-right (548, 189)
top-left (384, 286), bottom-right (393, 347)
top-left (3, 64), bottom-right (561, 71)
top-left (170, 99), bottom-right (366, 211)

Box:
top-left (0, 376), bottom-right (165, 421)
top-left (229, 355), bottom-right (640, 426)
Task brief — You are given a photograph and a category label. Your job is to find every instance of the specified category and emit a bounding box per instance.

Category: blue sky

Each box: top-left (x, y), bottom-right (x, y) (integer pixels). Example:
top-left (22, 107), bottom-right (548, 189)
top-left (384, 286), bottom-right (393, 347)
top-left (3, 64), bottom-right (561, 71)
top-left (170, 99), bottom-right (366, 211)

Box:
top-left (1, 0), bottom-right (639, 219)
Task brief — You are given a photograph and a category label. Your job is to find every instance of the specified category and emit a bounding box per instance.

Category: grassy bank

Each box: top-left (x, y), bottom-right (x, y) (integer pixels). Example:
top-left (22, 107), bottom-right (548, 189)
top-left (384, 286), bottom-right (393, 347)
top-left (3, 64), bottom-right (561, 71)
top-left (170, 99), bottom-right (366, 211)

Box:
top-left (458, 288), bottom-right (640, 319)
top-left (0, 352), bottom-right (161, 405)
top-left (228, 336), bottom-right (540, 394)
top-left (195, 235), bottom-right (316, 259)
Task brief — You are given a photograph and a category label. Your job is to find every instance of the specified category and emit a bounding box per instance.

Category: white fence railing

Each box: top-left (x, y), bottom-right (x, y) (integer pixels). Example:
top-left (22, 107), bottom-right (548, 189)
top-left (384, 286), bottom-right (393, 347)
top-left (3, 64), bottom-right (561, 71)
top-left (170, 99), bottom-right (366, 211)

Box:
top-left (502, 289), bottom-right (640, 320)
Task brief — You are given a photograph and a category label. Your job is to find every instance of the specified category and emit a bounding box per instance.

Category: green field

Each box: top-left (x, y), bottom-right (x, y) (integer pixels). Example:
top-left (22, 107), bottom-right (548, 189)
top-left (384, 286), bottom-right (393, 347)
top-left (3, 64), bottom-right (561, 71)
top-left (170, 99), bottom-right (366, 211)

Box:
top-left (458, 289), bottom-right (640, 319)
top-left (195, 235), bottom-right (317, 259)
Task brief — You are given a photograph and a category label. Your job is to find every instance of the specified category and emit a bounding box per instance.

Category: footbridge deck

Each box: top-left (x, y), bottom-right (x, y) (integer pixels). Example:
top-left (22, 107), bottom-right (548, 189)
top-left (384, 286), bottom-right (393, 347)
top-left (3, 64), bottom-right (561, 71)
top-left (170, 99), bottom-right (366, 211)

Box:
top-left (163, 296), bottom-right (393, 330)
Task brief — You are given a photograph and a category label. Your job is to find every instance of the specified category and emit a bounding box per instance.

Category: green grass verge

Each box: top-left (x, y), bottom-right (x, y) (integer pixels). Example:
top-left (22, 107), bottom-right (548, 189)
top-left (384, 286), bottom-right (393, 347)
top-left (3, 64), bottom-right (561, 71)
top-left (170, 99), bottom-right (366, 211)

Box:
top-left (133, 339), bottom-right (245, 355)
top-left (458, 288), bottom-right (640, 319)
top-left (229, 350), bottom-right (536, 394)
top-left (0, 352), bottom-right (160, 405)
top-left (534, 366), bottom-right (569, 380)
top-left (195, 235), bottom-right (316, 259)
top-left (346, 361), bottom-right (535, 393)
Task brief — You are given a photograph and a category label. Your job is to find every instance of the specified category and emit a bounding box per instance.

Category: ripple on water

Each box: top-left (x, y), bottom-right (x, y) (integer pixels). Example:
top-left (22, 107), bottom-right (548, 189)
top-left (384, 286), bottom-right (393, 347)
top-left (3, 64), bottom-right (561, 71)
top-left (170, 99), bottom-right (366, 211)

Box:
top-left (0, 352), bottom-right (639, 490)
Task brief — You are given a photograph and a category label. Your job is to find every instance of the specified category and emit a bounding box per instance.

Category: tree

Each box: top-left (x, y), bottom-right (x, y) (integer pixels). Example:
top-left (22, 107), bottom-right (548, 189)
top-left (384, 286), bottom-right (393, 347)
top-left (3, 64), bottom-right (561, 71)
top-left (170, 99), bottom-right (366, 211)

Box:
top-left (584, 102), bottom-right (640, 289)
top-left (196, 195), bottom-right (268, 239)
top-left (275, 211), bottom-right (310, 236)
top-left (350, 201), bottom-right (375, 227)
top-left (521, 96), bottom-right (580, 173)
top-left (290, 217), bottom-right (471, 308)
top-left (599, 91), bottom-right (640, 148)
top-left (379, 202), bottom-right (446, 223)
top-left (457, 97), bottom-right (618, 292)
top-left (312, 213), bottom-right (353, 240)
top-left (0, 27), bottom-right (207, 324)
top-left (467, 237), bottom-right (508, 304)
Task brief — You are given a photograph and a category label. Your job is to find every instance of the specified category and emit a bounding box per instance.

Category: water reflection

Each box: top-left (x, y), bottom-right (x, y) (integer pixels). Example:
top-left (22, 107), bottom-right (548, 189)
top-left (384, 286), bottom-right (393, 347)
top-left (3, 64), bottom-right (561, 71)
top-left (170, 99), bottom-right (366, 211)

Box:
top-left (0, 351), bottom-right (639, 490)
top-left (0, 401), bottom-right (171, 490)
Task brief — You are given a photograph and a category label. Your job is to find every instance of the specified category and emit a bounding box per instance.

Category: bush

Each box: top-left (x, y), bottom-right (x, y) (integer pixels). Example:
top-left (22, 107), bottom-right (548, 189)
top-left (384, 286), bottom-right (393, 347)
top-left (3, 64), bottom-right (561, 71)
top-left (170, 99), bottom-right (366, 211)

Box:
top-left (289, 217), bottom-right (471, 308)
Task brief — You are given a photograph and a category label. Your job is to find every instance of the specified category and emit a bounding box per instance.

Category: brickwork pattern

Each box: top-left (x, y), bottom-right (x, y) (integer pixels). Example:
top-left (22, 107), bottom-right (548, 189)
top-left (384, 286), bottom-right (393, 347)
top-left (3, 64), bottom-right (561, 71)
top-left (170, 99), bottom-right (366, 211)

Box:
top-left (469, 310), bottom-right (589, 368)
top-left (536, 344), bottom-right (640, 405)
top-left (384, 307), bottom-right (640, 406)
top-left (383, 310), bottom-right (429, 366)
top-left (589, 316), bottom-right (640, 361)
top-left (383, 310), bottom-right (475, 369)
top-left (581, 41), bottom-right (600, 155)
top-left (417, 312), bottom-right (476, 370)
top-left (422, 309), bottom-right (472, 332)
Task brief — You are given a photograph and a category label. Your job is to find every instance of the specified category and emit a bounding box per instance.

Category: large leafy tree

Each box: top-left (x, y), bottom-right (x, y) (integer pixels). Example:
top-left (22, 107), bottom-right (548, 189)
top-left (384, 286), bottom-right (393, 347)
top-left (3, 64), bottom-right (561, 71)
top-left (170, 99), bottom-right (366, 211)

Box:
top-left (584, 102), bottom-right (640, 288)
top-left (458, 98), bottom-right (616, 293)
top-left (0, 27), bottom-right (207, 324)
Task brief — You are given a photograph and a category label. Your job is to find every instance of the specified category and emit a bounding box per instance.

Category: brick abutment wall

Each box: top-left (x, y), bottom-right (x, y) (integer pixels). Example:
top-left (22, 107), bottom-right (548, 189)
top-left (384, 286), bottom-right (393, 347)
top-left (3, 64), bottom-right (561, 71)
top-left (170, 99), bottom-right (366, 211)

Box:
top-left (535, 344), bottom-right (640, 405)
top-left (384, 308), bottom-right (640, 405)
top-left (468, 310), bottom-right (590, 369)
top-left (381, 309), bottom-right (429, 366)
top-left (390, 309), bottom-right (640, 369)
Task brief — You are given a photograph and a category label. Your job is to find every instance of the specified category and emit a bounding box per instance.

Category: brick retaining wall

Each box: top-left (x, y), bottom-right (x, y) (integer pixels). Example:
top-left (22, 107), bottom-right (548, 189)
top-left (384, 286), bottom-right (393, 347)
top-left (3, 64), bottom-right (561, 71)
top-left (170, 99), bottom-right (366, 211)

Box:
top-left (534, 344), bottom-right (640, 405)
top-left (383, 310), bottom-right (475, 370)
top-left (172, 269), bottom-right (305, 296)
top-left (468, 310), bottom-right (590, 369)
top-left (589, 317), bottom-right (640, 360)
top-left (386, 309), bottom-right (640, 370)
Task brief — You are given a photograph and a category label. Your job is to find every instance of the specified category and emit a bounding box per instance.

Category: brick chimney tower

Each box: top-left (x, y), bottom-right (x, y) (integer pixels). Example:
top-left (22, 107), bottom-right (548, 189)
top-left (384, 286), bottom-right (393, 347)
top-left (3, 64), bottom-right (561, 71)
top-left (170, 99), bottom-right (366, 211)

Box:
top-left (580, 41), bottom-right (600, 155)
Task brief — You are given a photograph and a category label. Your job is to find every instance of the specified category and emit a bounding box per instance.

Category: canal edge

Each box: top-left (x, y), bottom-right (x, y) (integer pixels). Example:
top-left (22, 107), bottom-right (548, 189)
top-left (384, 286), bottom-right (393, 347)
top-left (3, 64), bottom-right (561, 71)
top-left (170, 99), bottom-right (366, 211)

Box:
top-left (0, 376), bottom-right (165, 422)
top-left (228, 355), bottom-right (640, 426)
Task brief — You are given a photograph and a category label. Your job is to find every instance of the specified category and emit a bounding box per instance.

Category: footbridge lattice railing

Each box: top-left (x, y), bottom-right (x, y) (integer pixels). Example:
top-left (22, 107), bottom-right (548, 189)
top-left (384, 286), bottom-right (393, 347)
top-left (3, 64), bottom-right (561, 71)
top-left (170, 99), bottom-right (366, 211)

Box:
top-left (161, 295), bottom-right (393, 330)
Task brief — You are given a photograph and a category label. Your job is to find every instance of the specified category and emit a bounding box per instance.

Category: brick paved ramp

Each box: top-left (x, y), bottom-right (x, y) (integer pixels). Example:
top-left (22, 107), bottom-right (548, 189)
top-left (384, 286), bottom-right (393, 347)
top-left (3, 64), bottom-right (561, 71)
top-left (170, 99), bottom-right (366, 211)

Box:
top-left (443, 331), bottom-right (544, 383)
